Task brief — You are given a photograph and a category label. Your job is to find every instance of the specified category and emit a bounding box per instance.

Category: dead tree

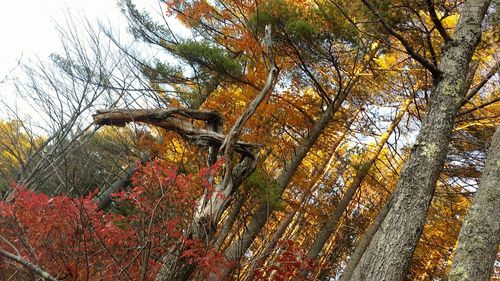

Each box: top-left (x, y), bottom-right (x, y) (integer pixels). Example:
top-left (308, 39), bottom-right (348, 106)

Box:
top-left (93, 25), bottom-right (278, 281)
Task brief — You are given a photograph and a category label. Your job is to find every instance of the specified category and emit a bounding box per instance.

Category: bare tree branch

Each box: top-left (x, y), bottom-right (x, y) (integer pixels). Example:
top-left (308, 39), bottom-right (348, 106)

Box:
top-left (463, 62), bottom-right (499, 104)
top-left (0, 249), bottom-right (58, 281)
top-left (92, 108), bottom-right (260, 156)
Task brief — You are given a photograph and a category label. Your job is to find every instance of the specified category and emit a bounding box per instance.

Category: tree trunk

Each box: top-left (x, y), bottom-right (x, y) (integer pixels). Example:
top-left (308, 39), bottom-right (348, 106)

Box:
top-left (219, 100), bottom-right (344, 278)
top-left (340, 194), bottom-right (393, 281)
top-left (246, 109), bottom-right (358, 278)
top-left (154, 60), bottom-right (278, 281)
top-left (214, 194), bottom-right (246, 248)
top-left (448, 126), bottom-right (500, 281)
top-left (348, 0), bottom-right (491, 279)
top-left (299, 95), bottom-right (412, 278)
top-left (215, 49), bottom-right (377, 280)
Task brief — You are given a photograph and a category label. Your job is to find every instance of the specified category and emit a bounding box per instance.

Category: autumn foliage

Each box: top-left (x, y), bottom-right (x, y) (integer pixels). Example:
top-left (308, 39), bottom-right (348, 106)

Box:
top-left (0, 160), bottom-right (228, 280)
top-left (1, 0), bottom-right (499, 280)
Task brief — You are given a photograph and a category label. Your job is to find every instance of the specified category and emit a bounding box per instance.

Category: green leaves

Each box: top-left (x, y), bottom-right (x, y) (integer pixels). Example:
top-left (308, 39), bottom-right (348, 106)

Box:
top-left (247, 168), bottom-right (284, 208)
top-left (175, 40), bottom-right (243, 79)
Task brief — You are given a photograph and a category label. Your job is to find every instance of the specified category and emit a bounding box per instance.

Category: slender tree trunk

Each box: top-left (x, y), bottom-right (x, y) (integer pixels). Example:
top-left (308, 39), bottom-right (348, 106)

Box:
top-left (448, 127), bottom-right (500, 281)
top-left (214, 48), bottom-right (377, 280)
top-left (218, 99), bottom-right (345, 278)
top-left (245, 209), bottom-right (297, 281)
top-left (349, 1), bottom-right (491, 279)
top-left (340, 194), bottom-right (393, 281)
top-left (299, 95), bottom-right (412, 278)
top-left (94, 152), bottom-right (149, 209)
top-left (217, 101), bottom-right (341, 280)
top-left (246, 109), bottom-right (358, 278)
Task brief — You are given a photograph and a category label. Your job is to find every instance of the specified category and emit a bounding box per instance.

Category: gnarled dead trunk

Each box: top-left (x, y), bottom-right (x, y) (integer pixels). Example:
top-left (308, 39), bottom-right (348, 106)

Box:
top-left (95, 28), bottom-right (278, 279)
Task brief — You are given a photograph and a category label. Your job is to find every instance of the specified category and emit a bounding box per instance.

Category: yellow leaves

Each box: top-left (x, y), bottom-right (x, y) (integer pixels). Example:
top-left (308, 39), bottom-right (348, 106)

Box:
top-left (410, 181), bottom-right (472, 278)
top-left (177, 1), bottom-right (216, 26)
top-left (0, 120), bottom-right (43, 189)
top-left (441, 14), bottom-right (460, 29)
top-left (374, 53), bottom-right (400, 71)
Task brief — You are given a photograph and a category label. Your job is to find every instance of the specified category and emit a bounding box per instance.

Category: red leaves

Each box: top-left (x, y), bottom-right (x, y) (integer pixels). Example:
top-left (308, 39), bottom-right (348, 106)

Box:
top-left (0, 159), bottom-right (222, 280)
top-left (251, 239), bottom-right (314, 281)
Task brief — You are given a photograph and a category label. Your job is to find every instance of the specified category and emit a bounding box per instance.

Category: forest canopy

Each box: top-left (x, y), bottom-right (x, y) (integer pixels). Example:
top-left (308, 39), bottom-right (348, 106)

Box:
top-left (0, 0), bottom-right (499, 280)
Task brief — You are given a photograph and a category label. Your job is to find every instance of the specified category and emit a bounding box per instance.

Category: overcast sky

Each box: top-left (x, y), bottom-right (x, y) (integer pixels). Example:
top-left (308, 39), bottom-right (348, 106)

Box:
top-left (0, 0), bottom-right (173, 82)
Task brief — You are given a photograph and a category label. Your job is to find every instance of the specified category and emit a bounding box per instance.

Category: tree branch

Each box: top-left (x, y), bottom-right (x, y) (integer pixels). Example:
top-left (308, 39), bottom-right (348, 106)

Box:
top-left (92, 108), bottom-right (260, 156)
top-left (361, 0), bottom-right (441, 77)
top-left (462, 62), bottom-right (499, 105)
top-left (219, 24), bottom-right (279, 187)
top-left (425, 0), bottom-right (452, 42)
top-left (0, 249), bottom-right (58, 281)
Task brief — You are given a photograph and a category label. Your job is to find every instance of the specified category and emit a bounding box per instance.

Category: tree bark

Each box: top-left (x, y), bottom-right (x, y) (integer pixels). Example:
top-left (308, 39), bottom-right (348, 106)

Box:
top-left (93, 80), bottom-right (221, 210)
top-left (213, 194), bottom-right (246, 248)
top-left (154, 42), bottom-right (278, 280)
top-left (448, 127), bottom-right (500, 281)
top-left (340, 194), bottom-right (393, 281)
top-left (349, 0), bottom-right (491, 280)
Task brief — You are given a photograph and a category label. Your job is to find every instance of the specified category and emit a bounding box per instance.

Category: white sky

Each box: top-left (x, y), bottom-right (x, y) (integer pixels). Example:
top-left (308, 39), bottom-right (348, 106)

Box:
top-left (0, 0), bottom-right (187, 124)
top-left (0, 0), bottom-right (170, 83)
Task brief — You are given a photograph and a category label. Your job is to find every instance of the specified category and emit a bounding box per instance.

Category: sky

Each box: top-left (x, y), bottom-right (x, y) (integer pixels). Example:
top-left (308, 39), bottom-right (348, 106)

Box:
top-left (0, 0), bottom-right (171, 84)
top-left (0, 0), bottom-right (185, 123)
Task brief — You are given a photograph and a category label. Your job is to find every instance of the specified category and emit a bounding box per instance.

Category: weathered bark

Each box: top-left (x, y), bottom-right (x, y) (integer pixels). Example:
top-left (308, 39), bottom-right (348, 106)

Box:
top-left (154, 34), bottom-right (279, 280)
top-left (93, 108), bottom-right (258, 157)
top-left (93, 81), bottom-right (221, 210)
top-left (154, 157), bottom-right (257, 281)
top-left (349, 0), bottom-right (491, 280)
top-left (448, 127), bottom-right (500, 281)
top-left (214, 194), bottom-right (246, 248)
top-left (299, 95), bottom-right (412, 278)
top-left (93, 81), bottom-right (276, 281)
top-left (195, 62), bottom-right (279, 232)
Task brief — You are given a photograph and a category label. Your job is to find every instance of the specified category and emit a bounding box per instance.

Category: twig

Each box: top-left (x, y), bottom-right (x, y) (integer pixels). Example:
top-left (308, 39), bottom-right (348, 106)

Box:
top-left (360, 0), bottom-right (441, 77)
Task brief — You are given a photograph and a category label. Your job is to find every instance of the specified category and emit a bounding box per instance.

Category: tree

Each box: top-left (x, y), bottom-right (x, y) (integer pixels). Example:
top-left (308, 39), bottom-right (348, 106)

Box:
top-left (298, 92), bottom-right (414, 278)
top-left (448, 126), bottom-right (500, 281)
top-left (1, 0), bottom-right (499, 280)
top-left (348, 0), bottom-right (493, 279)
